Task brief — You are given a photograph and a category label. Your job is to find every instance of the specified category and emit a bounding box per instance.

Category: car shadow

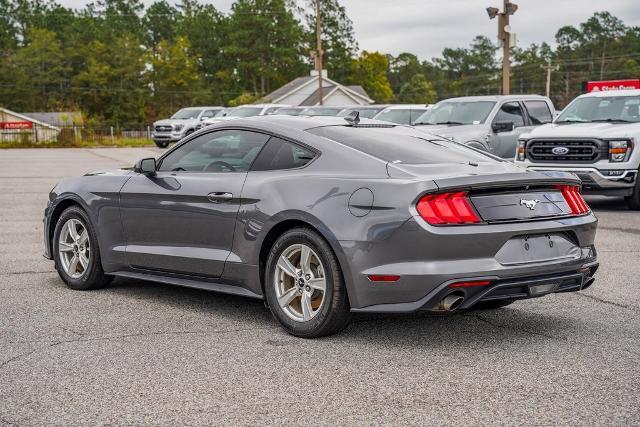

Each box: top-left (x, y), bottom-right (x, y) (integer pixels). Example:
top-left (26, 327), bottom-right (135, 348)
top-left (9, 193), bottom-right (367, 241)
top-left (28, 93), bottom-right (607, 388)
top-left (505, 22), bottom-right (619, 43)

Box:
top-left (101, 277), bottom-right (577, 349)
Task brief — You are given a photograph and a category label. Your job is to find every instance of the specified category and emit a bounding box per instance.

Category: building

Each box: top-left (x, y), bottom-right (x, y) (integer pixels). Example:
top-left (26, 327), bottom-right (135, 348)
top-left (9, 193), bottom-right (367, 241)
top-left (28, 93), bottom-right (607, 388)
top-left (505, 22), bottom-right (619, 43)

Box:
top-left (22, 111), bottom-right (83, 127)
top-left (263, 70), bottom-right (374, 106)
top-left (0, 107), bottom-right (61, 143)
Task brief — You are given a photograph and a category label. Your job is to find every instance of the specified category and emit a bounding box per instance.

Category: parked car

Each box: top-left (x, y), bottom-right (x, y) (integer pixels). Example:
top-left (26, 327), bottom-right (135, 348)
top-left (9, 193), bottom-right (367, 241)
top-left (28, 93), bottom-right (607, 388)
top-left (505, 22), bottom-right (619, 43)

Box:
top-left (515, 89), bottom-right (640, 209)
top-left (44, 116), bottom-right (598, 337)
top-left (195, 109), bottom-right (231, 130)
top-left (372, 104), bottom-right (431, 125)
top-left (199, 104), bottom-right (289, 128)
top-left (152, 106), bottom-right (225, 148)
top-left (413, 95), bottom-right (555, 159)
top-left (300, 106), bottom-right (345, 116)
top-left (337, 105), bottom-right (389, 119)
top-left (270, 106), bottom-right (307, 116)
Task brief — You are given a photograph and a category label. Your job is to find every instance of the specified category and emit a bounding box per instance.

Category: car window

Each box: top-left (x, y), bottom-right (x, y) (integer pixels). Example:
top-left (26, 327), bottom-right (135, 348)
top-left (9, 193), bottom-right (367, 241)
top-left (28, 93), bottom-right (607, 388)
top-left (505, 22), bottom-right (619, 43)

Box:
top-left (410, 109), bottom-right (429, 124)
top-left (494, 102), bottom-right (525, 127)
top-left (251, 137), bottom-right (316, 171)
top-left (308, 126), bottom-right (494, 164)
top-left (374, 109), bottom-right (411, 124)
top-left (264, 107), bottom-right (280, 115)
top-left (557, 95), bottom-right (640, 123)
top-left (524, 101), bottom-right (553, 124)
top-left (414, 101), bottom-right (496, 125)
top-left (158, 130), bottom-right (270, 173)
top-left (201, 110), bottom-right (218, 118)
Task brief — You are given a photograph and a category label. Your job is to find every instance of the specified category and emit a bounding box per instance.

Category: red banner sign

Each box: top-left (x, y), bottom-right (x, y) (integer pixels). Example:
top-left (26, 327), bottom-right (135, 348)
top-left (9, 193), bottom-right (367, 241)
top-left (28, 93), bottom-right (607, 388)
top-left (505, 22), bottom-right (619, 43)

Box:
top-left (0, 121), bottom-right (33, 130)
top-left (587, 79), bottom-right (640, 92)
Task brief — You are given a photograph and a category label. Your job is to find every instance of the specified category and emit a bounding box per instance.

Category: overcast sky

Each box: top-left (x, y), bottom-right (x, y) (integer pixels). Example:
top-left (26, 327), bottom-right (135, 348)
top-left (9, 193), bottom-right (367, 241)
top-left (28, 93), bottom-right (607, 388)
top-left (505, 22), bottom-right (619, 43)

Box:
top-left (58, 0), bottom-right (640, 60)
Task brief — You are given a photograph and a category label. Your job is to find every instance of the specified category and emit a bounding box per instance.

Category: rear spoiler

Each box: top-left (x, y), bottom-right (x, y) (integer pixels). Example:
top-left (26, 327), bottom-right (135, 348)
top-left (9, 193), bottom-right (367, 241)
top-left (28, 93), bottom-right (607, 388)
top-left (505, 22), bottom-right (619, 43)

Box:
top-left (433, 170), bottom-right (582, 192)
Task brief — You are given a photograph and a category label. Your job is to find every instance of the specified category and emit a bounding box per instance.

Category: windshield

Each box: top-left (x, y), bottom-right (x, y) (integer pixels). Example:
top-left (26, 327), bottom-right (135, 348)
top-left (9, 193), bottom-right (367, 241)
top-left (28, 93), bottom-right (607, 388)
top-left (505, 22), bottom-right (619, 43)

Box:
top-left (556, 95), bottom-right (640, 123)
top-left (301, 107), bottom-right (343, 116)
top-left (307, 125), bottom-right (494, 164)
top-left (171, 109), bottom-right (202, 119)
top-left (414, 101), bottom-right (495, 125)
top-left (214, 109), bottom-right (229, 117)
top-left (228, 107), bottom-right (264, 117)
top-left (373, 109), bottom-right (427, 125)
top-left (275, 108), bottom-right (304, 116)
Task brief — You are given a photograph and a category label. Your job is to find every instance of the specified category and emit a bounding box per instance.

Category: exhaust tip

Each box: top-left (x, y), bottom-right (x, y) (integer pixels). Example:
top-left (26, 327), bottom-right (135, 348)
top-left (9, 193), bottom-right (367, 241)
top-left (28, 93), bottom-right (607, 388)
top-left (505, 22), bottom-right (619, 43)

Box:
top-left (438, 294), bottom-right (465, 311)
top-left (581, 277), bottom-right (595, 290)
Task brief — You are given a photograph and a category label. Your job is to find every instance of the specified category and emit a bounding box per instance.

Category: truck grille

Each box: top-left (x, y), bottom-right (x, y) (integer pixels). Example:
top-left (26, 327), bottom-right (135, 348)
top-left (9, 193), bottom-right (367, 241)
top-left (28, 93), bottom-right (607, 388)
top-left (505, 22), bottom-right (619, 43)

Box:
top-left (526, 139), bottom-right (604, 163)
top-left (155, 125), bottom-right (172, 132)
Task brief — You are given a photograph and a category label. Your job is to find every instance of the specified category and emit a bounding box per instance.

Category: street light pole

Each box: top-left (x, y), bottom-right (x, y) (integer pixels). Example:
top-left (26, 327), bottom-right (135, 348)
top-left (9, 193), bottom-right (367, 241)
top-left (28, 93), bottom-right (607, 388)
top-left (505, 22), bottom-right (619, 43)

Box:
top-left (315, 0), bottom-right (324, 105)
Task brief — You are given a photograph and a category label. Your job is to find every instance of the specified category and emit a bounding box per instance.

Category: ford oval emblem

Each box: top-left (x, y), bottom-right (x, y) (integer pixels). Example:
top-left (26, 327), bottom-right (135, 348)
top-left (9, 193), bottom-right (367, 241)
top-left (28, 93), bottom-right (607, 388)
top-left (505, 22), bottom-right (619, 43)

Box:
top-left (552, 146), bottom-right (570, 155)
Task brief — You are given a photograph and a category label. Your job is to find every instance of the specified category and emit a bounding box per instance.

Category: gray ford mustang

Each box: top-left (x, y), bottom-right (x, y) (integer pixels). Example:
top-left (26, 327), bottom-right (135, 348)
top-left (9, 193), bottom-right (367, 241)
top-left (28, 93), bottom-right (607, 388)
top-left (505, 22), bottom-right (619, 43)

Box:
top-left (43, 116), bottom-right (599, 337)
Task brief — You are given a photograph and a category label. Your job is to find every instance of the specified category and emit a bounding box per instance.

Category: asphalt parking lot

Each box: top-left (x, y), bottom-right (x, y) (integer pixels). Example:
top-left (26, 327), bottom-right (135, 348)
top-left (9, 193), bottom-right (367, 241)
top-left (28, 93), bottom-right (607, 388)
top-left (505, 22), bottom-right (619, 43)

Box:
top-left (1, 147), bottom-right (639, 425)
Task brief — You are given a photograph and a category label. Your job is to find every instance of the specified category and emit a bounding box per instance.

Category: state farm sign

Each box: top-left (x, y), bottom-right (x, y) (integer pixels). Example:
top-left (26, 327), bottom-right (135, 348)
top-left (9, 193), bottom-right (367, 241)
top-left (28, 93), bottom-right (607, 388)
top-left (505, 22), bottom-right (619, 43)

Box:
top-left (0, 121), bottom-right (33, 130)
top-left (587, 79), bottom-right (640, 92)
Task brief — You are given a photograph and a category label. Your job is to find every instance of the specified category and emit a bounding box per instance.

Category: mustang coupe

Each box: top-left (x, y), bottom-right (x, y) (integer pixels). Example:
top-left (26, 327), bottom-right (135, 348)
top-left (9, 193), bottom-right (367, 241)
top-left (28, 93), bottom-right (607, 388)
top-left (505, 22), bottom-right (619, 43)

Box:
top-left (43, 116), bottom-right (599, 337)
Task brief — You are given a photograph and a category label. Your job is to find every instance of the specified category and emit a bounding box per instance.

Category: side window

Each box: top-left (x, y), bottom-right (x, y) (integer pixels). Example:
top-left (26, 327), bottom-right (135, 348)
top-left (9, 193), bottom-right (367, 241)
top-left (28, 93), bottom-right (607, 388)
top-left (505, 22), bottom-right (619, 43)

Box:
top-left (201, 110), bottom-right (217, 119)
top-left (494, 102), bottom-right (525, 128)
top-left (251, 137), bottom-right (316, 171)
top-left (264, 107), bottom-right (279, 115)
top-left (158, 130), bottom-right (270, 173)
top-left (410, 109), bottom-right (427, 125)
top-left (524, 101), bottom-right (553, 124)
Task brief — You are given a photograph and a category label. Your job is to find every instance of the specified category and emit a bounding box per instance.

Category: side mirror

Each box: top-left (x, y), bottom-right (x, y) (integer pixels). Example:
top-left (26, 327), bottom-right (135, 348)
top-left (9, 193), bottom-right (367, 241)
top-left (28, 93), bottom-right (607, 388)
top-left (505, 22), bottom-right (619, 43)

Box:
top-left (492, 121), bottom-right (514, 133)
top-left (134, 158), bottom-right (157, 175)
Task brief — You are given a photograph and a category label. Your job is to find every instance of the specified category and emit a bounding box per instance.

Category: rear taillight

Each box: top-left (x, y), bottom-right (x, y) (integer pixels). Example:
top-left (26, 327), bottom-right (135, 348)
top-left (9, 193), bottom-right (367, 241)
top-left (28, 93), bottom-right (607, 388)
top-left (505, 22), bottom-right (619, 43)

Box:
top-left (558, 185), bottom-right (590, 215)
top-left (416, 192), bottom-right (481, 225)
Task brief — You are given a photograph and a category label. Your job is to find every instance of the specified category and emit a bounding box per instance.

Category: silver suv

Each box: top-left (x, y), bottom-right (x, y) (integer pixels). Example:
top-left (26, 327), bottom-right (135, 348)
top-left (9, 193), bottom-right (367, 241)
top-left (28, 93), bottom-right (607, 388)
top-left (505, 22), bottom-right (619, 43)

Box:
top-left (516, 89), bottom-right (640, 209)
top-left (152, 106), bottom-right (224, 148)
top-left (414, 95), bottom-right (555, 158)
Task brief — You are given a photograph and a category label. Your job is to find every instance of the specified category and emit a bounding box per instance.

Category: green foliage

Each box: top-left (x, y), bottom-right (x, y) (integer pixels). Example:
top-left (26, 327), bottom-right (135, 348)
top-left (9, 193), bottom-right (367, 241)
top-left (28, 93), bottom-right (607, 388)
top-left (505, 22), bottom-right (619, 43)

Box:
top-left (348, 51), bottom-right (393, 103)
top-left (398, 74), bottom-right (437, 104)
top-left (228, 92), bottom-right (262, 107)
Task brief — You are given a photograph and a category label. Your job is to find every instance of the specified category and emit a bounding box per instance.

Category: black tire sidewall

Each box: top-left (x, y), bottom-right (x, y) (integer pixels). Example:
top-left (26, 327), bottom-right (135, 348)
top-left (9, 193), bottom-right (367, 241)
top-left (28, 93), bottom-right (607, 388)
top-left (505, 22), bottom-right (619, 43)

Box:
top-left (626, 171), bottom-right (640, 210)
top-left (265, 228), bottom-right (348, 337)
top-left (155, 142), bottom-right (168, 148)
top-left (53, 206), bottom-right (104, 290)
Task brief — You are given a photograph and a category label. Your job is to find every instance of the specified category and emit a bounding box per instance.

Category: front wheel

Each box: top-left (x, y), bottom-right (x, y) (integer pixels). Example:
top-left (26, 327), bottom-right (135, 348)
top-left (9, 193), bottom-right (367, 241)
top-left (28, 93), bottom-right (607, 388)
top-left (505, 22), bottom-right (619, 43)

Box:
top-left (154, 141), bottom-right (169, 148)
top-left (264, 228), bottom-right (351, 338)
top-left (53, 206), bottom-right (112, 290)
top-left (625, 171), bottom-right (640, 210)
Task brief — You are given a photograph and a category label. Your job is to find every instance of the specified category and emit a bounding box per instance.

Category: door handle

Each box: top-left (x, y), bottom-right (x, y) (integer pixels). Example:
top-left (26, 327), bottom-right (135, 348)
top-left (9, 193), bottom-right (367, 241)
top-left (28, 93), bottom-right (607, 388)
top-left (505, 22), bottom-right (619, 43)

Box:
top-left (207, 192), bottom-right (233, 203)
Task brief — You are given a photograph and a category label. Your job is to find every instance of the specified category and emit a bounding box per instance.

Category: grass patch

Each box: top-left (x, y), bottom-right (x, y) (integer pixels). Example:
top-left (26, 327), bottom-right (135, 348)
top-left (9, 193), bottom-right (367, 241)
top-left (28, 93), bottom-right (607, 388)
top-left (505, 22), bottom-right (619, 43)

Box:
top-left (0, 138), bottom-right (155, 149)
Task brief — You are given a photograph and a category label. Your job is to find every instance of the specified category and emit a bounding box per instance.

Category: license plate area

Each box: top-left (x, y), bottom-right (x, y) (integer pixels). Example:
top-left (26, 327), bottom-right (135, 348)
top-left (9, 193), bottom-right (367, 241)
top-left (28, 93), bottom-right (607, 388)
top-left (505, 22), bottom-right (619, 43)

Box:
top-left (496, 233), bottom-right (581, 266)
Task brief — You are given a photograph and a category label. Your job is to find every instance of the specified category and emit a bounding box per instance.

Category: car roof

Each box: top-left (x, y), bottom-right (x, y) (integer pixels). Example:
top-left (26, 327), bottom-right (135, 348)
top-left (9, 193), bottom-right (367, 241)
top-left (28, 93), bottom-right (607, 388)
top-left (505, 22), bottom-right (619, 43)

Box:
top-left (577, 89), bottom-right (640, 98)
top-left (439, 94), bottom-right (549, 102)
top-left (204, 115), bottom-right (396, 132)
top-left (382, 104), bottom-right (429, 110)
top-left (179, 106), bottom-right (224, 110)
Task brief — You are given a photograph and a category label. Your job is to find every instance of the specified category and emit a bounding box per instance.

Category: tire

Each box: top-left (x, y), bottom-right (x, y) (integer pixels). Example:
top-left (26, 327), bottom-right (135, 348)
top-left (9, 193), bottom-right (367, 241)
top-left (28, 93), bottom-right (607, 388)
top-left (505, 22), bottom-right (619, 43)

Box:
top-left (472, 299), bottom-right (514, 310)
top-left (155, 141), bottom-right (169, 148)
top-left (625, 172), bottom-right (640, 210)
top-left (264, 227), bottom-right (351, 338)
top-left (53, 206), bottom-right (112, 290)
top-left (185, 129), bottom-right (194, 137)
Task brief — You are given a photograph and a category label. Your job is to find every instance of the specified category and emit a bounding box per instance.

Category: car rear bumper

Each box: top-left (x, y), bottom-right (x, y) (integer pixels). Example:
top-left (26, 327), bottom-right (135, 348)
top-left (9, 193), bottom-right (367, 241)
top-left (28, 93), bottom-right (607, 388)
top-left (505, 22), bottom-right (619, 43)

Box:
top-left (341, 214), bottom-right (598, 312)
top-left (525, 166), bottom-right (637, 196)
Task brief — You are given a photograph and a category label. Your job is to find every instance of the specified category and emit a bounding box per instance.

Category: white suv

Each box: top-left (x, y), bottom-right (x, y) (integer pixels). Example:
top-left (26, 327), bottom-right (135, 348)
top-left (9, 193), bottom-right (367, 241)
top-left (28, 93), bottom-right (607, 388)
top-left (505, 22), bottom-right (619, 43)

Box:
top-left (515, 89), bottom-right (640, 209)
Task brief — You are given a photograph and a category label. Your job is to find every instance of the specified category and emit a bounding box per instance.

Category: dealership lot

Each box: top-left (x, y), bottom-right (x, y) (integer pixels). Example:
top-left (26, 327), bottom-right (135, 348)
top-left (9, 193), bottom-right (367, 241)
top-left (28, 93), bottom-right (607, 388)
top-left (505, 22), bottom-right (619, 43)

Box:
top-left (0, 148), bottom-right (639, 424)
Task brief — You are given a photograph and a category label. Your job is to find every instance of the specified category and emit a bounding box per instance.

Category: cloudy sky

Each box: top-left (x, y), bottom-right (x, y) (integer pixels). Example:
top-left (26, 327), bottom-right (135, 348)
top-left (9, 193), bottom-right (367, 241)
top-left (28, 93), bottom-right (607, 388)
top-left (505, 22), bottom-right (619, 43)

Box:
top-left (58, 0), bottom-right (640, 60)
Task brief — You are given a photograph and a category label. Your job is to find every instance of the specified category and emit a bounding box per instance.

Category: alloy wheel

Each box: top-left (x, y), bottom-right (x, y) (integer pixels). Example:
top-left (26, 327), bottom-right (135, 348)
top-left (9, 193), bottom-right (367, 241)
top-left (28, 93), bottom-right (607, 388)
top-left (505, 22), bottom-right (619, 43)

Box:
top-left (274, 244), bottom-right (326, 322)
top-left (58, 218), bottom-right (90, 279)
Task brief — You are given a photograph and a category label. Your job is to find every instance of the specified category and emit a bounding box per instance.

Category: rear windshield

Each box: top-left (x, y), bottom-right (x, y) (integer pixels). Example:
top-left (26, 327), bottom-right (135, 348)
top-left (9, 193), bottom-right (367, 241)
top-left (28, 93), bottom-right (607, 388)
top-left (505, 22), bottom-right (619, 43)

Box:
top-left (307, 125), bottom-right (495, 164)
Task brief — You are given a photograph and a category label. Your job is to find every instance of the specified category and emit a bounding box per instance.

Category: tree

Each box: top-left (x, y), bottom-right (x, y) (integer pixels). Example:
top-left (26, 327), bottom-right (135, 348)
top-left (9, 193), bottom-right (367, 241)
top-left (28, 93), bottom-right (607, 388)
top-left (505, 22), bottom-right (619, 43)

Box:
top-left (147, 36), bottom-right (202, 118)
top-left (387, 52), bottom-right (423, 94)
top-left (227, 0), bottom-right (306, 95)
top-left (144, 1), bottom-right (180, 48)
top-left (398, 74), bottom-right (437, 104)
top-left (348, 51), bottom-right (393, 103)
top-left (304, 0), bottom-right (357, 82)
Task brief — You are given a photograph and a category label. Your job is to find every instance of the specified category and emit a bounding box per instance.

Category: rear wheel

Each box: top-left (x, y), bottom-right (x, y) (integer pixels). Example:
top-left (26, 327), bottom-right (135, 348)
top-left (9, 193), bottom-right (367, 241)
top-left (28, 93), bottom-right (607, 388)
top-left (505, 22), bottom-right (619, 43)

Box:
top-left (264, 227), bottom-right (351, 338)
top-left (53, 206), bottom-right (112, 290)
top-left (155, 141), bottom-right (169, 148)
top-left (472, 300), bottom-right (514, 310)
top-left (625, 171), bottom-right (640, 210)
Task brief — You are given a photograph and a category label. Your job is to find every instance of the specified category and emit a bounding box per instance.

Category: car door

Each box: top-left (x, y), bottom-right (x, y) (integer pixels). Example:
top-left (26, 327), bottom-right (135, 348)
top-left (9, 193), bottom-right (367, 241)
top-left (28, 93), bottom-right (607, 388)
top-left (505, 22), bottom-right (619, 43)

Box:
top-left (489, 101), bottom-right (531, 158)
top-left (119, 129), bottom-right (270, 277)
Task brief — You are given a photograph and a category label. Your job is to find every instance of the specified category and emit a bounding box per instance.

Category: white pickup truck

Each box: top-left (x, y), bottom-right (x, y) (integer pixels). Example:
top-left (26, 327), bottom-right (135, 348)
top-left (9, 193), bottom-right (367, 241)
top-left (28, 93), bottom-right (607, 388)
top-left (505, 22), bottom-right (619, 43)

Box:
top-left (515, 89), bottom-right (640, 210)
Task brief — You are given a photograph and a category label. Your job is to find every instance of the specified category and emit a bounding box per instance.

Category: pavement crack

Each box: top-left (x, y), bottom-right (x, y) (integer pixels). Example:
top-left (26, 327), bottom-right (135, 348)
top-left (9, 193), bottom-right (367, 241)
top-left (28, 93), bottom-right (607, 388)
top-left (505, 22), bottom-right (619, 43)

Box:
top-left (467, 313), bottom-right (640, 357)
top-left (0, 348), bottom-right (40, 370)
top-left (0, 270), bottom-right (53, 276)
top-left (598, 226), bottom-right (640, 236)
top-left (574, 292), bottom-right (640, 313)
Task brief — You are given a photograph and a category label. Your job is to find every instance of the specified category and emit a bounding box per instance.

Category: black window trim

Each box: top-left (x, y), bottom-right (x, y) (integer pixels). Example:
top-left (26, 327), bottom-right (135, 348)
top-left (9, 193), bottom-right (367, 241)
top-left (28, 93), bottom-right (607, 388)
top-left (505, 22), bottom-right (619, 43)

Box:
top-left (155, 126), bottom-right (321, 173)
top-left (522, 99), bottom-right (553, 126)
top-left (493, 100), bottom-right (527, 128)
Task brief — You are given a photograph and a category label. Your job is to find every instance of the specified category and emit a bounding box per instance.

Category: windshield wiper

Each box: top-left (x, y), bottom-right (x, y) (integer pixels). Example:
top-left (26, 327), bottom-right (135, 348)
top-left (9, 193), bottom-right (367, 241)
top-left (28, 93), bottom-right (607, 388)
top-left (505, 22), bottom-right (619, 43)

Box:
top-left (591, 118), bottom-right (633, 123)
top-left (556, 119), bottom-right (589, 124)
top-left (433, 121), bottom-right (464, 125)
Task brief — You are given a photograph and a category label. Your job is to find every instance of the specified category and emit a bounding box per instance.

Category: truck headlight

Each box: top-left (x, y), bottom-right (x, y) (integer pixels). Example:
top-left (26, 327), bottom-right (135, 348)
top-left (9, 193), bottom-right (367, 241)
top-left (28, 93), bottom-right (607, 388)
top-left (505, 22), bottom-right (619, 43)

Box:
top-left (609, 140), bottom-right (632, 162)
top-left (516, 139), bottom-right (526, 161)
top-left (173, 124), bottom-right (184, 132)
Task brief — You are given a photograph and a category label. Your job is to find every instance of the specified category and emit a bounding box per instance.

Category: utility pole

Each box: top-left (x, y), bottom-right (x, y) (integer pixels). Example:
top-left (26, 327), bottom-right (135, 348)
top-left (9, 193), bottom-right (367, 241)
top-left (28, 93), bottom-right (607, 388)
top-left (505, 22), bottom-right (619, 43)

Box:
top-left (487, 1), bottom-right (517, 95)
top-left (543, 60), bottom-right (559, 97)
top-left (315, 0), bottom-right (324, 105)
